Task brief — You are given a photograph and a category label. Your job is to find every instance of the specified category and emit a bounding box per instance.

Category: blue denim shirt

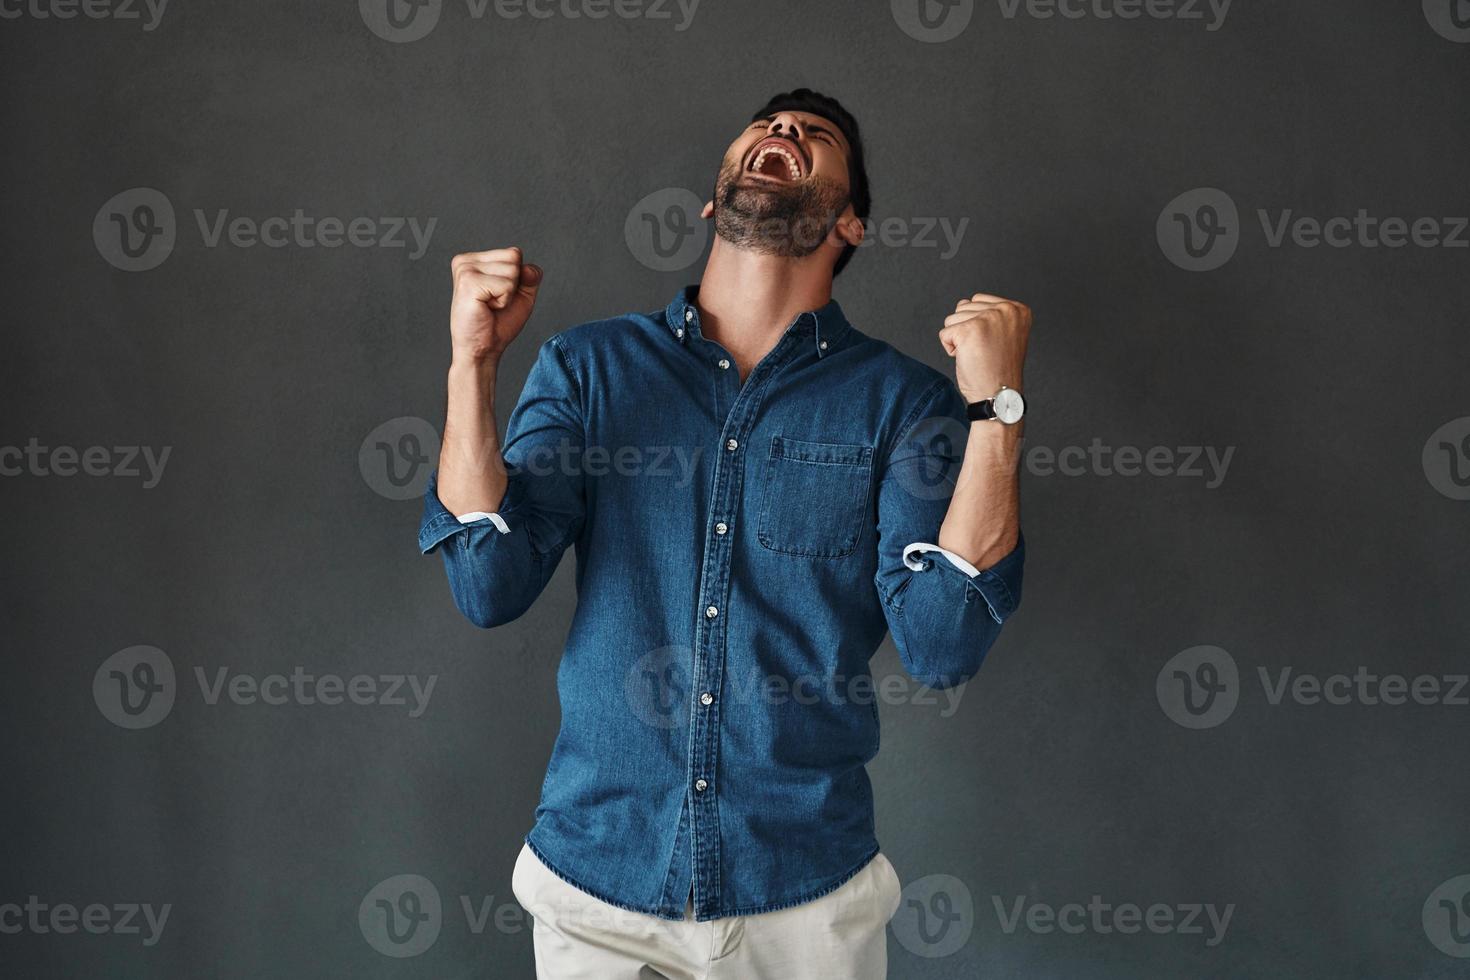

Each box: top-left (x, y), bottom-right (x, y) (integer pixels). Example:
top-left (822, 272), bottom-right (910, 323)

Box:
top-left (419, 286), bottom-right (1024, 921)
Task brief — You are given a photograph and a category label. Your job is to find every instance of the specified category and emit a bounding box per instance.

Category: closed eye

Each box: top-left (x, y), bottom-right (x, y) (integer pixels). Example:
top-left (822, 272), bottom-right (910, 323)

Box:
top-left (747, 118), bottom-right (839, 148)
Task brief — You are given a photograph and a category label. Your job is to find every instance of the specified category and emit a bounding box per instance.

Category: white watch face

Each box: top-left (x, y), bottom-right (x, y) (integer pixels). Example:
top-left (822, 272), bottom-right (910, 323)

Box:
top-left (994, 387), bottom-right (1025, 424)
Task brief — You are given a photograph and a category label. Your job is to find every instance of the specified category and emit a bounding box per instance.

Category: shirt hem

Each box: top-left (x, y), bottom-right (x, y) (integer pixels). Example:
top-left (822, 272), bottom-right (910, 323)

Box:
top-left (716, 844), bottom-right (882, 920)
top-left (524, 832), bottom-right (882, 923)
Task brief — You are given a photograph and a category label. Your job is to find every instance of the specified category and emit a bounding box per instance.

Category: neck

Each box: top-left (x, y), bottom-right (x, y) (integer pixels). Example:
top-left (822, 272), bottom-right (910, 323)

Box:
top-left (695, 238), bottom-right (835, 360)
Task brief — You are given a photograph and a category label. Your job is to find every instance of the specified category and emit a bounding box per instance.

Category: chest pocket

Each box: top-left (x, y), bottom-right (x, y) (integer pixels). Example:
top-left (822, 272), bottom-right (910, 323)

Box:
top-left (757, 436), bottom-right (875, 559)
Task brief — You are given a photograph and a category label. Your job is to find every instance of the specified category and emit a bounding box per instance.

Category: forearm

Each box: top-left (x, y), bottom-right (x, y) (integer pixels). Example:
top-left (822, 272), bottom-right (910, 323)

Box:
top-left (436, 354), bottom-right (509, 515)
top-left (936, 419), bottom-right (1022, 570)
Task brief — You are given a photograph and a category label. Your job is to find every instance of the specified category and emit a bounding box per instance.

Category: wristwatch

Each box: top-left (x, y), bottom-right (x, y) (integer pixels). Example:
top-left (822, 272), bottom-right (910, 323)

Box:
top-left (966, 385), bottom-right (1026, 425)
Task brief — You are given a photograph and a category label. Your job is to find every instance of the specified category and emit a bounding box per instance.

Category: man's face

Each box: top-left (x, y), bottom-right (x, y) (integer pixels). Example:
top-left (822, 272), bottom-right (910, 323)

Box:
top-left (708, 110), bottom-right (860, 261)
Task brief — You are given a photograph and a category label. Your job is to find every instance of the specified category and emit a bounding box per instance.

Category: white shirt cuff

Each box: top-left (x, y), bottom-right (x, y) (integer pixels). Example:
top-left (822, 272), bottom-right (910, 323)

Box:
top-left (903, 542), bottom-right (982, 578)
top-left (456, 511), bottom-right (510, 534)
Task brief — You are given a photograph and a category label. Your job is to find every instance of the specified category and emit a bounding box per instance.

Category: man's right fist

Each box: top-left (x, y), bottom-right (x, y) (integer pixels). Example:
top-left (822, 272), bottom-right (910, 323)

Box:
top-left (449, 247), bottom-right (544, 361)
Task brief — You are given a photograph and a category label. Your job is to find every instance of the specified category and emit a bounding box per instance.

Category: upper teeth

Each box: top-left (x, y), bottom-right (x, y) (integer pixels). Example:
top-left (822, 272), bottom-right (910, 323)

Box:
top-left (751, 144), bottom-right (801, 179)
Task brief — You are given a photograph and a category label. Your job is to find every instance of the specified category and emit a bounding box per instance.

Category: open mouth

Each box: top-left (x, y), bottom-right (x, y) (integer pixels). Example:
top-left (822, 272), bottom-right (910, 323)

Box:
top-left (744, 136), bottom-right (807, 183)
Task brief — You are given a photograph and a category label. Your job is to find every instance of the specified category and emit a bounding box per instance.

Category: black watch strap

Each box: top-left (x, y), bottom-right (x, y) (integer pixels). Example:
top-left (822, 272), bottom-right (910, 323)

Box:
top-left (966, 399), bottom-right (997, 422)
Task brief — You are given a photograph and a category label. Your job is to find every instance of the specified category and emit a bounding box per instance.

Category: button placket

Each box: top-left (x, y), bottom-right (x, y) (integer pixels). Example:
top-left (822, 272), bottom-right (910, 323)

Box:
top-left (684, 324), bottom-right (804, 919)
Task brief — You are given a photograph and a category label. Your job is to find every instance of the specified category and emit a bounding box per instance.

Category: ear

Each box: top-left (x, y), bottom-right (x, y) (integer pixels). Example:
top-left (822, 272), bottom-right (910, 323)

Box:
top-left (830, 205), bottom-right (865, 248)
top-left (701, 200), bottom-right (715, 219)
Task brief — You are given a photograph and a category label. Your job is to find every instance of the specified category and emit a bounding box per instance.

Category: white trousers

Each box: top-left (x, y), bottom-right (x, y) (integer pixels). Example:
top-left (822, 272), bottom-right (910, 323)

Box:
top-left (510, 842), bottom-right (903, 979)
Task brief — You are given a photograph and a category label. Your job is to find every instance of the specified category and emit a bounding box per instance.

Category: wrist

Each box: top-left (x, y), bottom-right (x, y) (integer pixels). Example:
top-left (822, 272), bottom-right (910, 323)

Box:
top-left (450, 348), bottom-right (501, 372)
top-left (960, 378), bottom-right (1021, 402)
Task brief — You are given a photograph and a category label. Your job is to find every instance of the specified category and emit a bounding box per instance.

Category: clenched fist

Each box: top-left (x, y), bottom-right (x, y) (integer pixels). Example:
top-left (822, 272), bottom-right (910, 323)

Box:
top-left (939, 292), bottom-right (1032, 403)
top-left (449, 247), bottom-right (544, 362)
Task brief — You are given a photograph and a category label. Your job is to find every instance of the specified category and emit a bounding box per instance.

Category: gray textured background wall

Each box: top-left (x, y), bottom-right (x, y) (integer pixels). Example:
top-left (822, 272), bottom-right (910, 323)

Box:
top-left (3, 1), bottom-right (1469, 977)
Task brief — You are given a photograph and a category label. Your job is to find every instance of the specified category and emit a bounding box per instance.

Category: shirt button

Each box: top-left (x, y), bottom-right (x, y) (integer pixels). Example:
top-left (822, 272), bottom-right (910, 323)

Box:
top-left (705, 605), bottom-right (718, 619)
top-left (717, 358), bottom-right (730, 370)
top-left (685, 308), bottom-right (694, 323)
top-left (725, 438), bottom-right (738, 451)
top-left (714, 522), bottom-right (728, 535)
top-left (675, 327), bottom-right (685, 339)
top-left (819, 340), bottom-right (829, 350)
top-left (700, 692), bottom-right (714, 706)
top-left (694, 778), bottom-right (708, 792)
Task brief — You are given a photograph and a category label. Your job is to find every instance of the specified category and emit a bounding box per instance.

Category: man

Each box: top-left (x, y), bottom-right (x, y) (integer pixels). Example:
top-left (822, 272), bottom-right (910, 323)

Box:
top-left (419, 88), bottom-right (1029, 978)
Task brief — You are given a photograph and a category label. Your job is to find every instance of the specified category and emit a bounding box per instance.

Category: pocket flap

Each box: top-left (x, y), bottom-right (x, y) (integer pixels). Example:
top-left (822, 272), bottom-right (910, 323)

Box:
top-left (770, 436), bottom-right (872, 467)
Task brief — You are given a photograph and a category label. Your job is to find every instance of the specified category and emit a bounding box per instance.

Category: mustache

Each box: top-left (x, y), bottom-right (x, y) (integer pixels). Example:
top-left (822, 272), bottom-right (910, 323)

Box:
top-left (713, 160), bottom-right (848, 210)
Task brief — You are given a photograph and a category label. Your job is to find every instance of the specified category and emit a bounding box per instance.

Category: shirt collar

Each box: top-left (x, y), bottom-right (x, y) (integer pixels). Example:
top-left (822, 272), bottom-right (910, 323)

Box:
top-left (663, 285), bottom-right (849, 358)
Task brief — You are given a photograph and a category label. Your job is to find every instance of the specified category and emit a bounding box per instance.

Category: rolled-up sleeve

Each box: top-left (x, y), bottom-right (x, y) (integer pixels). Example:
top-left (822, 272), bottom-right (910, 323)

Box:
top-left (418, 336), bottom-right (586, 629)
top-left (872, 379), bottom-right (1025, 689)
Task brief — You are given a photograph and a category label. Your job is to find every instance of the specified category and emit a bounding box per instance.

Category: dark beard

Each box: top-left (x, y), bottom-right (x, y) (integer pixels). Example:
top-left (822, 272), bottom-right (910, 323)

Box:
top-left (711, 160), bottom-right (850, 259)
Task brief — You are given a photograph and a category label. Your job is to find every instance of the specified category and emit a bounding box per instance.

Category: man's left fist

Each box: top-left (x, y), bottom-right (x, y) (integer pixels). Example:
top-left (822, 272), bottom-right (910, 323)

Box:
top-left (939, 292), bottom-right (1032, 403)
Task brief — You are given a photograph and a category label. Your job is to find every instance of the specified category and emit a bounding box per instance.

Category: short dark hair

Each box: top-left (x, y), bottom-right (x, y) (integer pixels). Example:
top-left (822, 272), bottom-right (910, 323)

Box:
top-left (751, 88), bottom-right (870, 277)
